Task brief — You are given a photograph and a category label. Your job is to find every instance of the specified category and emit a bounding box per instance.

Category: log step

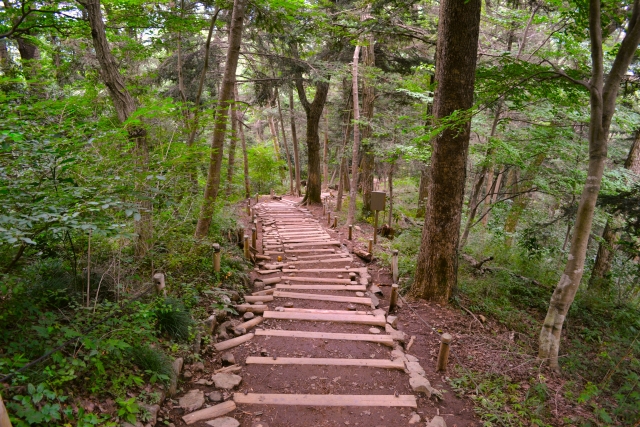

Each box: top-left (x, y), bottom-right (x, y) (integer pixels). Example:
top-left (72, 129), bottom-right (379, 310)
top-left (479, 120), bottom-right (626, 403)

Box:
top-left (273, 291), bottom-right (371, 305)
top-left (275, 284), bottom-right (366, 291)
top-left (263, 311), bottom-right (386, 326)
top-left (246, 357), bottom-right (405, 369)
top-left (255, 329), bottom-right (394, 346)
top-left (233, 393), bottom-right (417, 408)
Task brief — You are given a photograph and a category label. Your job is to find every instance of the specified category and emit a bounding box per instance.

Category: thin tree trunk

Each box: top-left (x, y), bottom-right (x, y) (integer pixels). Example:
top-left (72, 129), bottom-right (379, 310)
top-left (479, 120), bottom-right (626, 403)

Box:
top-left (236, 84), bottom-right (251, 198)
top-left (226, 100), bottom-right (238, 197)
top-left (539, 0), bottom-right (640, 369)
top-left (289, 89), bottom-right (302, 196)
top-left (336, 89), bottom-right (353, 212)
top-left (176, 0), bottom-right (187, 105)
top-left (409, 0), bottom-right (482, 303)
top-left (360, 37), bottom-right (375, 216)
top-left (195, 0), bottom-right (246, 238)
top-left (276, 88), bottom-right (294, 194)
top-left (347, 45), bottom-right (362, 226)
top-left (388, 158), bottom-right (395, 228)
top-left (483, 167), bottom-right (504, 226)
top-left (416, 166), bottom-right (429, 218)
top-left (186, 8), bottom-right (220, 146)
top-left (589, 129), bottom-right (640, 287)
top-left (459, 171), bottom-right (485, 249)
top-left (323, 112), bottom-right (329, 189)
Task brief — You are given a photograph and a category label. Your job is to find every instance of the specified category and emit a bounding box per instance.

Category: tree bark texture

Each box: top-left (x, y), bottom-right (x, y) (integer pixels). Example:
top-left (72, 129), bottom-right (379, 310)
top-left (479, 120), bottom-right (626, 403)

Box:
top-left (360, 38), bottom-right (375, 216)
top-left (416, 165), bottom-right (429, 218)
top-left (276, 88), bottom-right (294, 195)
top-left (336, 90), bottom-right (353, 212)
top-left (195, 0), bottom-right (246, 238)
top-left (289, 89), bottom-right (302, 196)
top-left (539, 0), bottom-right (640, 369)
top-left (589, 129), bottom-right (640, 287)
top-left (226, 101), bottom-right (238, 197)
top-left (295, 70), bottom-right (330, 204)
top-left (323, 112), bottom-right (329, 189)
top-left (347, 45), bottom-right (362, 227)
top-left (235, 84), bottom-right (251, 198)
top-left (409, 0), bottom-right (481, 303)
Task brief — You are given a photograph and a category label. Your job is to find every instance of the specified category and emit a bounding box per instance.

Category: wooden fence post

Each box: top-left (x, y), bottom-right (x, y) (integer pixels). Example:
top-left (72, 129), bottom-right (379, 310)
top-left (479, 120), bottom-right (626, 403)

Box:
top-left (153, 273), bottom-right (166, 297)
top-left (436, 333), bottom-right (452, 372)
top-left (243, 235), bottom-right (250, 259)
top-left (388, 283), bottom-right (398, 313)
top-left (392, 249), bottom-right (399, 283)
top-left (212, 243), bottom-right (221, 273)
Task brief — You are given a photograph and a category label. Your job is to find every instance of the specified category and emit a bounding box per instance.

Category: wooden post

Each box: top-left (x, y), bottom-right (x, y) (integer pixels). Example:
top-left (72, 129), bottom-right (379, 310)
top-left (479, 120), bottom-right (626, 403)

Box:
top-left (327, 212), bottom-right (331, 226)
top-left (392, 249), bottom-right (399, 283)
top-left (0, 393), bottom-right (12, 427)
top-left (388, 283), bottom-right (398, 312)
top-left (255, 193), bottom-right (259, 203)
top-left (244, 235), bottom-right (250, 259)
top-left (252, 227), bottom-right (257, 248)
top-left (322, 201), bottom-right (326, 215)
top-left (436, 333), bottom-right (452, 372)
top-left (246, 199), bottom-right (251, 215)
top-left (333, 217), bottom-right (337, 228)
top-left (153, 273), bottom-right (166, 297)
top-left (373, 210), bottom-right (379, 244)
top-left (348, 225), bottom-right (353, 240)
top-left (213, 243), bottom-right (221, 273)
top-left (368, 238), bottom-right (373, 255)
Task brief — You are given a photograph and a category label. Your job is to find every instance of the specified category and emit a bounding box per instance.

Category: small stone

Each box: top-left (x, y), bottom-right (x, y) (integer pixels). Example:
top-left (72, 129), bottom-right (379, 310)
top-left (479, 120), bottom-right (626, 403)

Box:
top-left (386, 315), bottom-right (398, 328)
top-left (409, 375), bottom-right (432, 397)
top-left (337, 275), bottom-right (343, 279)
top-left (275, 306), bottom-right (285, 312)
top-left (233, 327), bottom-right (246, 336)
top-left (183, 370), bottom-right (193, 379)
top-left (228, 291), bottom-right (241, 302)
top-left (426, 416), bottom-right (447, 427)
top-left (211, 373), bottom-right (242, 389)
top-left (405, 361), bottom-right (426, 376)
top-left (265, 285), bottom-right (272, 289)
top-left (367, 292), bottom-right (380, 307)
top-left (405, 354), bottom-right (419, 363)
top-left (243, 312), bottom-right (255, 320)
top-left (369, 328), bottom-right (381, 334)
top-left (408, 412), bottom-right (421, 424)
top-left (391, 348), bottom-right (407, 361)
top-left (192, 362), bottom-right (205, 372)
top-left (251, 422), bottom-right (269, 427)
top-left (355, 292), bottom-right (365, 297)
top-left (205, 417), bottom-right (240, 427)
top-left (260, 348), bottom-right (269, 356)
top-left (140, 403), bottom-right (160, 426)
top-left (208, 391), bottom-right (223, 402)
top-left (221, 352), bottom-right (236, 366)
top-left (347, 304), bottom-right (357, 311)
top-left (179, 389), bottom-right (205, 413)
top-left (284, 302), bottom-right (294, 308)
top-left (369, 284), bottom-right (383, 295)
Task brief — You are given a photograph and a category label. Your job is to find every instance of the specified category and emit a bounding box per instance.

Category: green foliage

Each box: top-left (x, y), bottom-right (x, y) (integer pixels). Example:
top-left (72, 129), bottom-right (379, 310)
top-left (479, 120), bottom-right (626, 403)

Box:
top-left (247, 142), bottom-right (287, 194)
top-left (127, 345), bottom-right (172, 385)
top-left (153, 297), bottom-right (193, 342)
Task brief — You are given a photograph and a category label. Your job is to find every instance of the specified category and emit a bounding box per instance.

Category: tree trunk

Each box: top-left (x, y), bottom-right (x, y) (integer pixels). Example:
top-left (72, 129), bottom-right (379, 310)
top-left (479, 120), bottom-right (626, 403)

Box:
top-left (416, 165), bottom-right (429, 218)
top-left (276, 88), bottom-right (294, 195)
top-left (226, 101), bottom-right (238, 197)
top-left (409, 0), bottom-right (482, 303)
top-left (459, 171), bottom-right (485, 249)
top-left (294, 54), bottom-right (330, 204)
top-left (589, 129), bottom-right (640, 287)
top-left (236, 84), bottom-right (251, 198)
top-left (360, 38), bottom-right (375, 216)
top-left (539, 0), bottom-right (640, 369)
top-left (194, 0), bottom-right (246, 238)
top-left (388, 158), bottom-right (395, 228)
top-left (336, 87), bottom-right (353, 212)
top-left (347, 45), bottom-right (362, 226)
top-left (323, 112), bottom-right (329, 190)
top-left (289, 89), bottom-right (302, 196)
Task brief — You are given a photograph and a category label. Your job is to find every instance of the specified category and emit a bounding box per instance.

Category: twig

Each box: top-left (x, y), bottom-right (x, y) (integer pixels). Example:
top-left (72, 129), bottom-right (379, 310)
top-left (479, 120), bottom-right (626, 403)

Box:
top-left (458, 302), bottom-right (485, 329)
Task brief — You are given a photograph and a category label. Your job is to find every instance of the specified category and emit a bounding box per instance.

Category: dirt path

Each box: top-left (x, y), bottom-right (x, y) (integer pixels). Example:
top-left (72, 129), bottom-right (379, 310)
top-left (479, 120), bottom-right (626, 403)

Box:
top-left (170, 196), bottom-right (479, 427)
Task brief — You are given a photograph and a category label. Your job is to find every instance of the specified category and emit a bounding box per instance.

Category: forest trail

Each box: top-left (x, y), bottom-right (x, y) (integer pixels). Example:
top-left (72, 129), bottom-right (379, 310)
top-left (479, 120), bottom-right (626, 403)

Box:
top-left (176, 197), bottom-right (448, 426)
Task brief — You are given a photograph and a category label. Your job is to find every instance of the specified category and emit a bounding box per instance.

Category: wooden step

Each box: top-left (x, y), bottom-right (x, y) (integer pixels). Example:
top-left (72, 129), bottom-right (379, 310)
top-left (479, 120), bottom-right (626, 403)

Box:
top-left (285, 241), bottom-right (341, 247)
top-left (283, 249), bottom-right (336, 254)
top-left (276, 284), bottom-right (366, 291)
top-left (284, 277), bottom-right (353, 284)
top-left (233, 393), bottom-right (417, 408)
top-left (273, 291), bottom-right (371, 305)
top-left (276, 308), bottom-right (369, 314)
top-left (255, 329), bottom-right (394, 346)
top-left (263, 311), bottom-right (386, 326)
top-left (287, 257), bottom-right (353, 265)
top-left (246, 357), bottom-right (405, 370)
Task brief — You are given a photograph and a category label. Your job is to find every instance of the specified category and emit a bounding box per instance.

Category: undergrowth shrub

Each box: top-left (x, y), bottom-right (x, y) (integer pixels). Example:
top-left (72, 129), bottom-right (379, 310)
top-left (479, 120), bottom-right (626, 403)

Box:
top-left (154, 297), bottom-right (193, 342)
top-left (127, 345), bottom-right (172, 384)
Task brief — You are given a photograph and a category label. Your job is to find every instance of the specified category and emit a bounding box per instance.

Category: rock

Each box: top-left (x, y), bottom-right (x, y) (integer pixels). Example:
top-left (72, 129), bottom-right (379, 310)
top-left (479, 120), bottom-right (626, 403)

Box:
top-left (409, 375), bottom-right (432, 397)
top-left (140, 403), bottom-right (160, 426)
top-left (208, 391), bottom-right (223, 402)
top-left (221, 352), bottom-right (236, 366)
top-left (405, 354), bottom-right (418, 363)
top-left (192, 362), bottom-right (205, 372)
top-left (366, 292), bottom-right (379, 308)
top-left (211, 373), bottom-right (242, 389)
top-left (183, 370), bottom-right (193, 379)
top-left (408, 412), bottom-right (421, 424)
top-left (391, 348), bottom-right (406, 361)
top-left (214, 309), bottom-right (228, 322)
top-left (204, 315), bottom-right (217, 334)
top-left (386, 315), bottom-right (398, 328)
top-left (173, 357), bottom-right (184, 375)
top-left (369, 284), bottom-right (383, 295)
top-left (228, 291), bottom-right (241, 302)
top-left (251, 422), bottom-right (269, 427)
top-left (373, 309), bottom-right (386, 317)
top-left (205, 417), bottom-right (240, 427)
top-left (179, 389), bottom-right (205, 413)
top-left (233, 327), bottom-right (246, 336)
top-left (284, 302), bottom-right (294, 308)
top-left (347, 304), bottom-right (357, 311)
top-left (368, 327), bottom-right (380, 334)
top-left (426, 416), bottom-right (447, 427)
top-left (354, 226), bottom-right (362, 231)
top-left (405, 361), bottom-right (426, 376)
top-left (260, 348), bottom-right (269, 356)
top-left (355, 292), bottom-right (365, 297)
top-left (243, 312), bottom-right (255, 320)
top-left (169, 357), bottom-right (184, 396)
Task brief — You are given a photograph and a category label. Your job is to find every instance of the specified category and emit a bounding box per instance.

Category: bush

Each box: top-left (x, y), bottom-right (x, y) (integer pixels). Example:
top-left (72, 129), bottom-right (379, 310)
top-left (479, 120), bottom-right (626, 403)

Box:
top-left (127, 345), bottom-right (172, 384)
top-left (154, 297), bottom-right (193, 342)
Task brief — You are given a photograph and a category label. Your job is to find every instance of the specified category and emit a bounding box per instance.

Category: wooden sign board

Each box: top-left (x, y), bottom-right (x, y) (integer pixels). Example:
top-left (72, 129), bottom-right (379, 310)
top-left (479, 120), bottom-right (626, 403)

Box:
top-left (371, 191), bottom-right (386, 211)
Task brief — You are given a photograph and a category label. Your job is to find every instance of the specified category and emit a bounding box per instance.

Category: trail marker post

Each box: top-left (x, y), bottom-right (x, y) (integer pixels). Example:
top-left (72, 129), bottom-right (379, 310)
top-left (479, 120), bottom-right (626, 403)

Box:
top-left (213, 243), bottom-right (221, 273)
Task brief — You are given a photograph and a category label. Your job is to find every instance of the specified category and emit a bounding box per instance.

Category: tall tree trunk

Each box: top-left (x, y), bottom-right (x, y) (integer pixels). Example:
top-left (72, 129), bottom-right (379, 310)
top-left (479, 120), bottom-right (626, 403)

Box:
top-left (336, 91), bottom-right (353, 212)
top-left (236, 84), bottom-right (251, 198)
top-left (81, 0), bottom-right (151, 257)
top-left (323, 112), bottom-right (329, 189)
top-left (416, 166), bottom-right (429, 218)
top-left (194, 0), bottom-right (246, 238)
top-left (276, 88), bottom-right (294, 194)
top-left (294, 53), bottom-right (330, 204)
top-left (459, 171), bottom-right (485, 249)
top-left (539, 0), bottom-right (640, 369)
top-left (360, 37), bottom-right (375, 216)
top-left (347, 45), bottom-right (362, 226)
top-left (226, 100), bottom-right (238, 197)
top-left (409, 0), bottom-right (482, 303)
top-left (289, 89), bottom-right (302, 196)
top-left (589, 129), bottom-right (640, 287)
top-left (388, 157), bottom-right (395, 228)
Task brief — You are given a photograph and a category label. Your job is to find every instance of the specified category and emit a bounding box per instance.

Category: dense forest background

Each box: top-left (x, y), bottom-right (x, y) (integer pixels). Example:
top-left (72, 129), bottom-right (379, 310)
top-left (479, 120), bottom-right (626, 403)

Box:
top-left (1, 0), bottom-right (639, 425)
